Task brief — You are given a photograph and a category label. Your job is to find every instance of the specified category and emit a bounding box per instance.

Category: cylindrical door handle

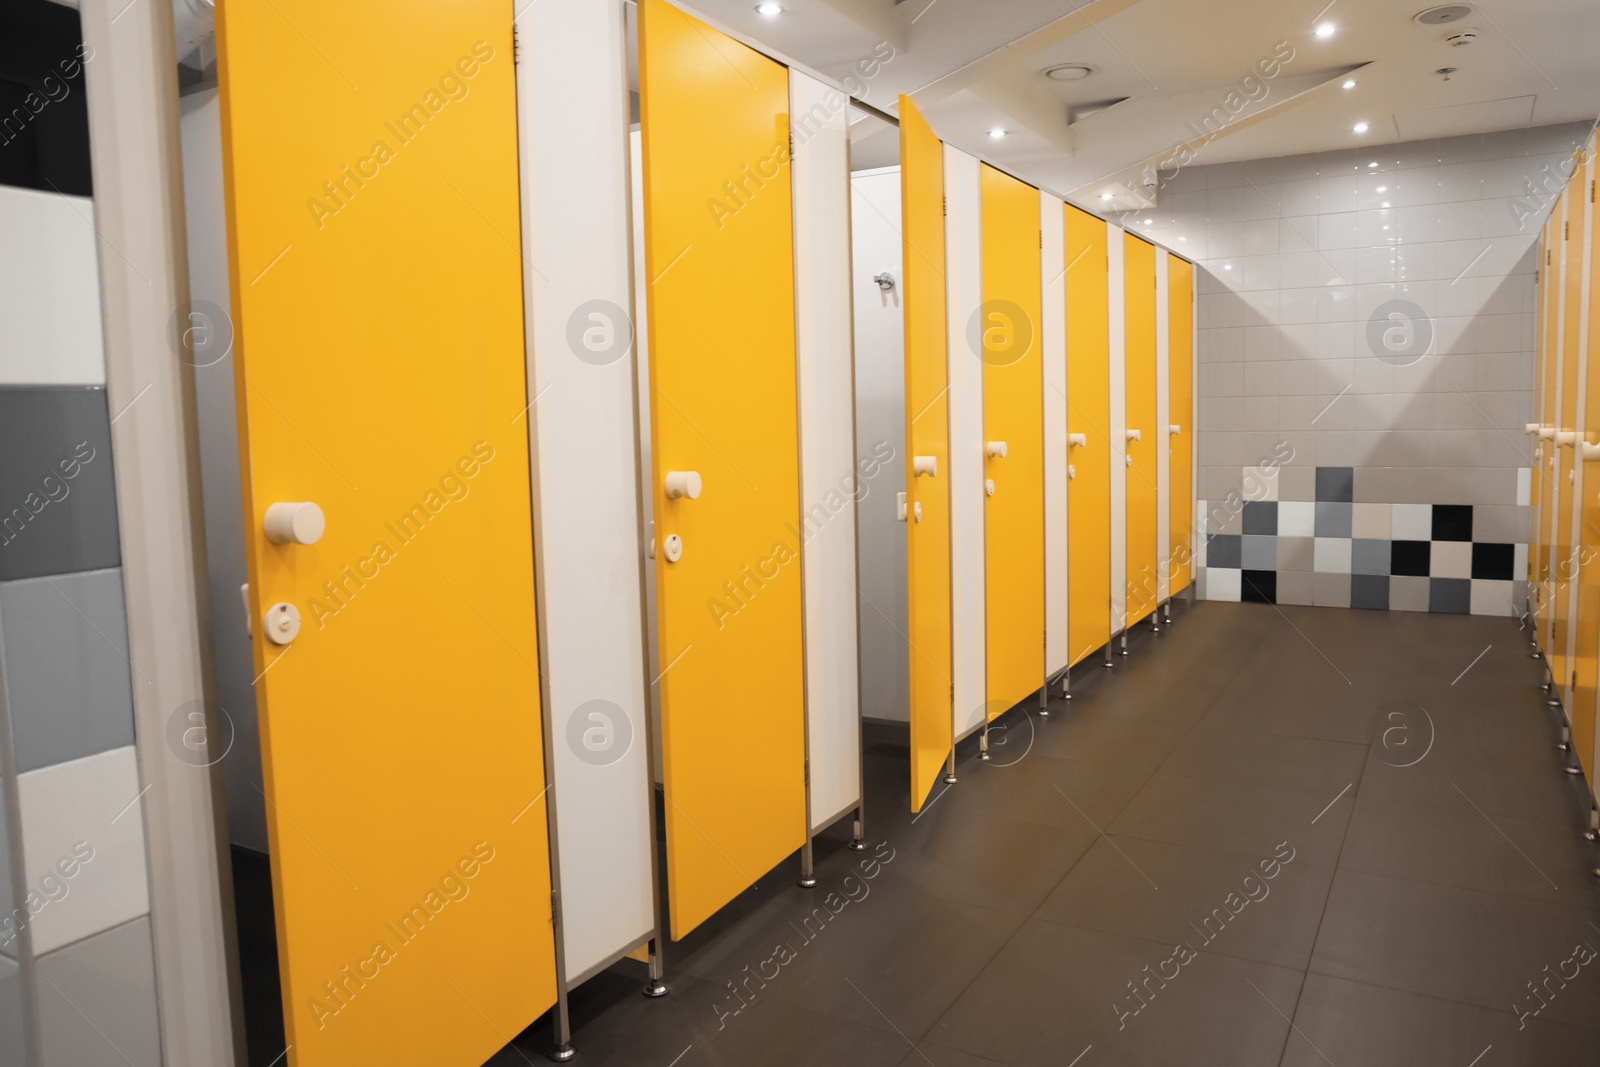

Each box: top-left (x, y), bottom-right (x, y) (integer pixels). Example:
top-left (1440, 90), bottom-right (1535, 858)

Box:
top-left (1526, 423), bottom-right (1541, 435)
top-left (913, 455), bottom-right (938, 478)
top-left (1583, 442), bottom-right (1600, 461)
top-left (1068, 433), bottom-right (1087, 448)
top-left (986, 441), bottom-right (1008, 459)
top-left (1169, 424), bottom-right (1182, 435)
top-left (264, 502), bottom-right (325, 545)
top-left (1126, 429), bottom-right (1142, 442)
top-left (1539, 427), bottom-right (1557, 439)
top-left (1557, 431), bottom-right (1578, 447)
top-left (665, 471), bottom-right (703, 499)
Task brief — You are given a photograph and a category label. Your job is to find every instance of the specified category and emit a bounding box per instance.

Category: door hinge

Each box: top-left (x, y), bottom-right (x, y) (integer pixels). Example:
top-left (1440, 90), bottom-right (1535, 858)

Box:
top-left (942, 194), bottom-right (947, 216)
top-left (1565, 221), bottom-right (1570, 240)
top-left (1039, 230), bottom-right (1043, 249)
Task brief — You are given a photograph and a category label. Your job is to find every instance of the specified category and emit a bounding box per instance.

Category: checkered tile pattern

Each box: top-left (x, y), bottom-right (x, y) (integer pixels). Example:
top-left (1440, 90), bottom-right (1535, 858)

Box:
top-left (1199, 467), bottom-right (1525, 617)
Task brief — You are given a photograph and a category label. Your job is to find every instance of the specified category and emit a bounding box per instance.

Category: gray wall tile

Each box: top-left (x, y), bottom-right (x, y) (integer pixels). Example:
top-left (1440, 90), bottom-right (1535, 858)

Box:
top-left (1, 569), bottom-right (135, 773)
top-left (0, 388), bottom-right (120, 582)
top-left (0, 955), bottom-right (23, 1067)
top-left (1390, 575), bottom-right (1432, 612)
top-left (1276, 570), bottom-right (1314, 605)
top-left (1313, 572), bottom-right (1351, 608)
top-left (36, 917), bottom-right (161, 1067)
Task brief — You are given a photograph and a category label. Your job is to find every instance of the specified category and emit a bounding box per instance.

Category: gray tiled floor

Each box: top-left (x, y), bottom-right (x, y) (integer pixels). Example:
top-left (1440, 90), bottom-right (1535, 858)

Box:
top-left (484, 602), bottom-right (1600, 1067)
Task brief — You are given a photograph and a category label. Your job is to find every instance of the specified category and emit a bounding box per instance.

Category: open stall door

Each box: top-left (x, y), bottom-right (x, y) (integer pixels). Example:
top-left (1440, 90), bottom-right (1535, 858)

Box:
top-left (1064, 206), bottom-right (1111, 665)
top-left (215, 4), bottom-right (555, 1061)
top-left (979, 164), bottom-right (1045, 718)
top-left (637, 0), bottom-right (806, 938)
top-left (899, 98), bottom-right (954, 812)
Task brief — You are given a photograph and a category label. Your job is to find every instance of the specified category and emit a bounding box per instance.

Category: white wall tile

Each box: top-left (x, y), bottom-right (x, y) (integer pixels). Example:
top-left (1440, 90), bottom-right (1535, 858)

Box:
top-left (0, 187), bottom-right (106, 387)
top-left (18, 746), bottom-right (150, 954)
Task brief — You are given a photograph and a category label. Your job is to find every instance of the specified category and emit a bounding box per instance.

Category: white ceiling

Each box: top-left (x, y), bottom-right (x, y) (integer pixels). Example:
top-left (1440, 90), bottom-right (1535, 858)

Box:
top-left (678, 0), bottom-right (1600, 208)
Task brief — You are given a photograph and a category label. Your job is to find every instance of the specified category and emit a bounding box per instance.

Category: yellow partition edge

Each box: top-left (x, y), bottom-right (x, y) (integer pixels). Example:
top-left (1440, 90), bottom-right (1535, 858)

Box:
top-left (638, 0), bottom-right (806, 939)
top-left (1168, 255), bottom-right (1195, 594)
top-left (900, 96), bottom-right (955, 812)
top-left (214, 4), bottom-right (554, 1063)
top-left (979, 164), bottom-right (1046, 719)
top-left (1554, 161), bottom-right (1586, 693)
top-left (1065, 206), bottom-right (1112, 666)
top-left (1124, 233), bottom-right (1159, 624)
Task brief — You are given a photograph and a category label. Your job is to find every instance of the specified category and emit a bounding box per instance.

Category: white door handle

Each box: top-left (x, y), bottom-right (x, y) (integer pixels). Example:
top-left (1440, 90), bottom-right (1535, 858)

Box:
top-left (985, 479), bottom-right (995, 496)
top-left (1539, 427), bottom-right (1557, 439)
top-left (1557, 431), bottom-right (1578, 447)
top-left (1125, 455), bottom-right (1133, 467)
top-left (1169, 424), bottom-right (1182, 435)
top-left (1126, 429), bottom-right (1142, 442)
top-left (897, 492), bottom-right (908, 522)
top-left (1526, 423), bottom-right (1541, 435)
top-left (1583, 442), bottom-right (1600, 461)
top-left (665, 470), bottom-right (703, 499)
top-left (264, 502), bottom-right (325, 545)
top-left (913, 501), bottom-right (923, 522)
top-left (986, 441), bottom-right (1008, 459)
top-left (1068, 433), bottom-right (1087, 448)
top-left (913, 455), bottom-right (938, 478)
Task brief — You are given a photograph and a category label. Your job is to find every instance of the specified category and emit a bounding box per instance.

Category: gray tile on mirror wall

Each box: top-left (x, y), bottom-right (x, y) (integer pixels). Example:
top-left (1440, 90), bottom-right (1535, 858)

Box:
top-left (0, 955), bottom-right (23, 1067)
top-left (36, 917), bottom-right (162, 1067)
top-left (1, 569), bottom-right (135, 773)
top-left (1278, 464), bottom-right (1315, 501)
top-left (0, 388), bottom-right (120, 582)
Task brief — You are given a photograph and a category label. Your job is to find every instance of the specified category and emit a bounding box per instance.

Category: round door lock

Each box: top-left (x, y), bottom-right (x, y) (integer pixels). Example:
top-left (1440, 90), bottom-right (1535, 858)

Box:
top-left (1068, 464), bottom-right (1077, 480)
top-left (913, 501), bottom-right (923, 522)
top-left (264, 602), bottom-right (301, 646)
top-left (663, 533), bottom-right (684, 563)
top-left (985, 479), bottom-right (996, 497)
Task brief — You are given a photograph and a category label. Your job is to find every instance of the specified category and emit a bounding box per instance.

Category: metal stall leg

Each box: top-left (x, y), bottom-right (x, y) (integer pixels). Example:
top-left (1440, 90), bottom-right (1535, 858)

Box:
top-left (944, 749), bottom-right (958, 785)
top-left (798, 838), bottom-right (818, 888)
top-left (979, 723), bottom-right (991, 761)
top-left (644, 938), bottom-right (669, 998)
top-left (850, 809), bottom-right (867, 852)
top-left (1120, 630), bottom-right (1129, 656)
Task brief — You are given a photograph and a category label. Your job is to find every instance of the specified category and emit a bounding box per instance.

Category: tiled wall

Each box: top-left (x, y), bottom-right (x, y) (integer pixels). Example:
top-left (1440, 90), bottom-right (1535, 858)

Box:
top-left (0, 1), bottom-right (165, 1059)
top-left (1132, 122), bottom-right (1591, 613)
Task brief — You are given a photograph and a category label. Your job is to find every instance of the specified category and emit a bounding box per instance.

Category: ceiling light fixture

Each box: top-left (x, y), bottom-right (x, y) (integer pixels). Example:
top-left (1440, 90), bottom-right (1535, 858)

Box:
top-left (1100, 193), bottom-right (1113, 201)
top-left (1369, 161), bottom-right (1379, 167)
top-left (1315, 22), bottom-right (1337, 37)
top-left (1043, 63), bottom-right (1097, 82)
top-left (1353, 121), bottom-right (1370, 133)
top-left (1343, 79), bottom-right (1357, 89)
top-left (1144, 218), bottom-right (1153, 224)
top-left (755, 2), bottom-right (782, 15)
top-left (1414, 4), bottom-right (1475, 25)
top-left (988, 128), bottom-right (1007, 139)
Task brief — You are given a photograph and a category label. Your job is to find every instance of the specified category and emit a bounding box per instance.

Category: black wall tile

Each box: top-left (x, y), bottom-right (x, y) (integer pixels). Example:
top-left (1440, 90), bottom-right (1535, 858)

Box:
top-left (1431, 505), bottom-right (1473, 542)
top-left (1470, 542), bottom-right (1514, 581)
top-left (1241, 570), bottom-right (1276, 604)
top-left (1390, 540), bottom-right (1431, 577)
top-left (1207, 533), bottom-right (1242, 569)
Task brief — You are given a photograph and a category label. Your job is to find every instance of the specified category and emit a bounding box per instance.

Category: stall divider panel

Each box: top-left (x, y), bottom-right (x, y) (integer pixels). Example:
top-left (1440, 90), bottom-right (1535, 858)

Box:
top-left (1155, 253), bottom-right (1171, 606)
top-left (1572, 147), bottom-right (1598, 780)
top-left (945, 147), bottom-right (987, 738)
top-left (1064, 206), bottom-right (1111, 665)
top-left (978, 164), bottom-right (1044, 718)
top-left (1542, 200), bottom-right (1567, 657)
top-left (898, 98), bottom-right (954, 813)
top-left (1554, 162), bottom-right (1585, 703)
top-left (1108, 226), bottom-right (1129, 634)
top-left (638, 0), bottom-right (806, 940)
top-left (214, 2), bottom-right (556, 1061)
top-left (1123, 233), bottom-right (1159, 626)
top-left (1168, 255), bottom-right (1196, 595)
top-left (790, 70), bottom-right (862, 833)
top-left (516, 0), bottom-right (656, 984)
top-left (1532, 214), bottom-right (1551, 599)
top-left (1041, 193), bottom-right (1069, 678)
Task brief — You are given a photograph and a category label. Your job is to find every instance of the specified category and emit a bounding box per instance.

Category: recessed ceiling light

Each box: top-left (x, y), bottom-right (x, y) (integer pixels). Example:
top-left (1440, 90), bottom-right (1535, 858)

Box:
top-left (1315, 22), bottom-right (1337, 37)
top-left (1144, 218), bottom-right (1153, 224)
top-left (1377, 185), bottom-right (1387, 192)
top-left (1353, 122), bottom-right (1370, 133)
top-left (988, 128), bottom-right (1007, 139)
top-left (1368, 161), bottom-right (1380, 167)
top-left (1224, 264), bottom-right (1234, 271)
top-left (755, 2), bottom-right (782, 15)
top-left (1414, 4), bottom-right (1475, 26)
top-left (1343, 79), bottom-right (1357, 89)
top-left (1043, 63), bottom-right (1097, 82)
top-left (1100, 193), bottom-right (1113, 200)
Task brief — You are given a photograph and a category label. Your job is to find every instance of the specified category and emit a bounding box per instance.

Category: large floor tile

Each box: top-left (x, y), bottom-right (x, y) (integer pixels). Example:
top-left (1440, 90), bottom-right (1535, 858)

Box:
top-left (927, 920), bottom-right (1303, 1066)
top-left (1107, 774), bottom-right (1354, 867)
top-left (1156, 725), bottom-right (1367, 795)
top-left (1310, 868), bottom-right (1600, 1032)
top-left (1035, 835), bottom-right (1335, 970)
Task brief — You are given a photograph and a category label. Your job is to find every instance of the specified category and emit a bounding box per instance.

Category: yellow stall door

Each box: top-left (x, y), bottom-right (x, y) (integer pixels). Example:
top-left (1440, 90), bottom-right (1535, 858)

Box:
top-left (1574, 153), bottom-right (1598, 779)
top-left (1065, 207), bottom-right (1111, 665)
top-left (1124, 234), bottom-right (1159, 624)
top-left (900, 98), bottom-right (954, 813)
top-left (1540, 216), bottom-right (1562, 650)
top-left (1554, 163), bottom-right (1585, 695)
top-left (979, 165), bottom-right (1045, 718)
top-left (1168, 255), bottom-right (1195, 595)
top-left (638, 0), bottom-right (806, 938)
top-left (215, 4), bottom-right (554, 1062)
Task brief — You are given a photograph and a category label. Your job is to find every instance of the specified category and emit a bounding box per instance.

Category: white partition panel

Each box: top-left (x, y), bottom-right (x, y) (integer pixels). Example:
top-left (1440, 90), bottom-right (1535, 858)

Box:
top-left (1041, 192), bottom-right (1068, 676)
top-left (790, 71), bottom-right (862, 832)
top-left (1155, 252), bottom-right (1171, 604)
top-left (518, 0), bottom-right (654, 982)
top-left (849, 167), bottom-right (909, 724)
top-left (944, 146), bottom-right (986, 738)
top-left (1108, 222), bottom-right (1128, 635)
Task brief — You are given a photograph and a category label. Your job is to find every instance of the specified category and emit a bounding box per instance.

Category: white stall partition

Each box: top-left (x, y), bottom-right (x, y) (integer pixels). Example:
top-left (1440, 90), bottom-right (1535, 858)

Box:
top-left (1108, 221), bottom-right (1129, 637)
top-left (790, 70), bottom-right (863, 836)
top-left (516, 0), bottom-right (656, 990)
top-left (944, 146), bottom-right (986, 739)
top-left (1155, 251), bottom-right (1172, 605)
